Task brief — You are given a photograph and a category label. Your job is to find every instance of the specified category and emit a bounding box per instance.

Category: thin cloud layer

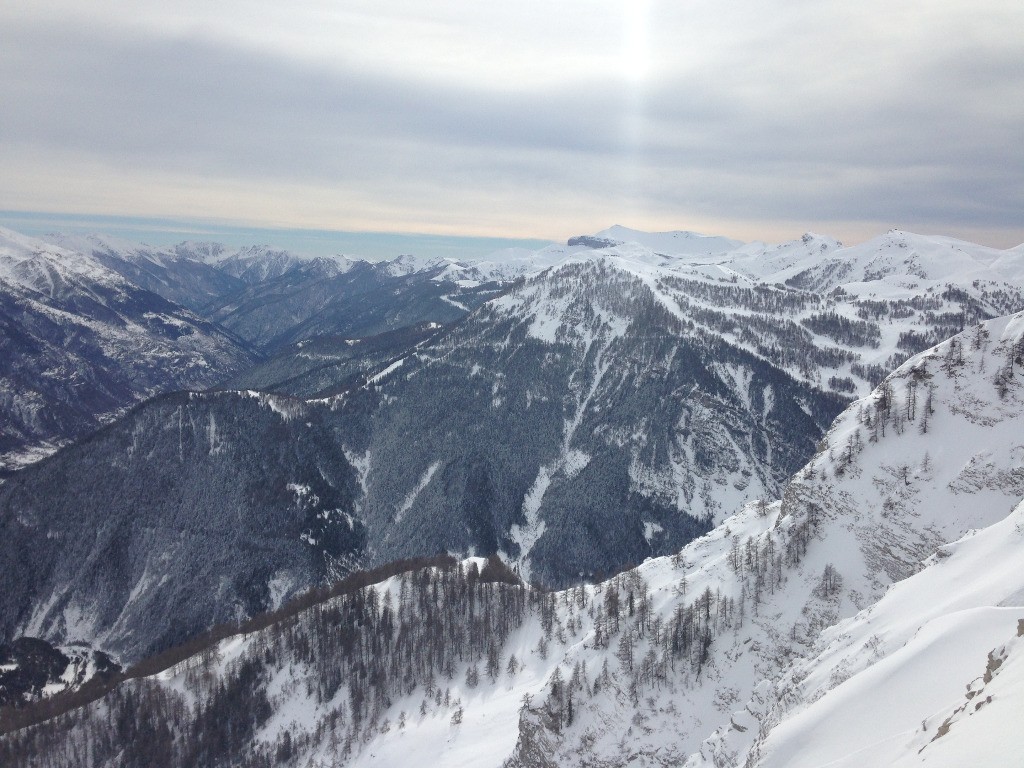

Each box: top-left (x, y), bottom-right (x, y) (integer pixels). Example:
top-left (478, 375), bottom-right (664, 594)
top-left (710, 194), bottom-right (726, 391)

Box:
top-left (1, 1), bottom-right (1022, 245)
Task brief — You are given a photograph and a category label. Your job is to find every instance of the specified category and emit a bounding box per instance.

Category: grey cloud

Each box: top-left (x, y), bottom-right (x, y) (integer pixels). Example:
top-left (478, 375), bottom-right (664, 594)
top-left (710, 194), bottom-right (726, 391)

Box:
top-left (2, 23), bottom-right (689, 172)
top-left (1, 18), bottom-right (1022, 236)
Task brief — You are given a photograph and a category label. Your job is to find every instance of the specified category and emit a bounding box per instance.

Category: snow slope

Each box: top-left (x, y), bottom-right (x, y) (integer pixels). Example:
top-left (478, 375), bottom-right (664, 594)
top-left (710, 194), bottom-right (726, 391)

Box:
top-left (1, 227), bottom-right (130, 291)
top-left (690, 311), bottom-right (1024, 767)
top-left (748, 503), bottom-right (1024, 768)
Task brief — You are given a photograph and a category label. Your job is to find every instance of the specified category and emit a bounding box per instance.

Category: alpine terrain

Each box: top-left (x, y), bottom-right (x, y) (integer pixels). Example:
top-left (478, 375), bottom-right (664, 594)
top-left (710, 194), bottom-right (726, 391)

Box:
top-left (0, 229), bottom-right (503, 470)
top-left (1, 306), bottom-right (1022, 766)
top-left (2, 226), bottom-right (1023, 669)
top-left (0, 228), bottom-right (257, 470)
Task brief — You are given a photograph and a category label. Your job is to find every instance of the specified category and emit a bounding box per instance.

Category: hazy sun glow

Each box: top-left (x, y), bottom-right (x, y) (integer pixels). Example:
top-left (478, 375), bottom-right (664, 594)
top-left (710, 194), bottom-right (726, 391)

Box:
top-left (620, 0), bottom-right (653, 83)
top-left (616, 0), bottom-right (653, 225)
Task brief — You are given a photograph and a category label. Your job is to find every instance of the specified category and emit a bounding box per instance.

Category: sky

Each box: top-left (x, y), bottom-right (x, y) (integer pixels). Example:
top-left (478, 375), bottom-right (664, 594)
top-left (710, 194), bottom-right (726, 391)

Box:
top-left (0, 210), bottom-right (554, 259)
top-left (1, 1), bottom-right (1022, 251)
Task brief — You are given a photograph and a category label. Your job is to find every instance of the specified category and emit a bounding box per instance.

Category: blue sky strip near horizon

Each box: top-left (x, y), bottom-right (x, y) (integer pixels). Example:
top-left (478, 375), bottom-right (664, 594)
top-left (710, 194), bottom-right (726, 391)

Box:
top-left (1, 1), bottom-right (1022, 249)
top-left (0, 210), bottom-right (555, 261)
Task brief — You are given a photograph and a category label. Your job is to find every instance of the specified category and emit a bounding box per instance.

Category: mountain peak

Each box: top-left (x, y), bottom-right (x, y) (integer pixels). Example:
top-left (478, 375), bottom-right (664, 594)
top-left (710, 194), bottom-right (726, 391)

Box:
top-left (568, 225), bottom-right (745, 257)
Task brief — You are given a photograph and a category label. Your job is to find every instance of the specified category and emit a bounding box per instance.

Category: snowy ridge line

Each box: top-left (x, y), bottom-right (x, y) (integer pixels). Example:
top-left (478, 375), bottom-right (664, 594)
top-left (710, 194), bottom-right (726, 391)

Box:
top-left (40, 231), bottom-right (358, 276)
top-left (687, 311), bottom-right (1024, 767)
top-left (487, 240), bottom-right (1024, 403)
top-left (11, 224), bottom-right (1024, 307)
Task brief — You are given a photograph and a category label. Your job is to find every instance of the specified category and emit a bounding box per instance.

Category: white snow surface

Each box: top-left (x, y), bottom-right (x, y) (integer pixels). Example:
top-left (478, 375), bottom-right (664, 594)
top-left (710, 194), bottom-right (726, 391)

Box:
top-left (749, 498), bottom-right (1024, 768)
top-left (0, 226), bottom-right (134, 292)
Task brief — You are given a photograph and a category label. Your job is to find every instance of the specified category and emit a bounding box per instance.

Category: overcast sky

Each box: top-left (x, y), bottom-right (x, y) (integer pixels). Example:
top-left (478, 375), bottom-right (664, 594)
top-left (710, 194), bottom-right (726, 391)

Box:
top-left (2, 1), bottom-right (1022, 247)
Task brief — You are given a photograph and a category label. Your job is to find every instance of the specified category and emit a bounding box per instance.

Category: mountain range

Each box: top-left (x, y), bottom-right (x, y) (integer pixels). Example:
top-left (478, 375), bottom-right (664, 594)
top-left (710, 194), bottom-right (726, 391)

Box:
top-left (2, 304), bottom-right (1022, 766)
top-left (0, 228), bottom-right (503, 469)
top-left (0, 228), bottom-right (257, 470)
top-left (0, 222), bottom-right (1022, 765)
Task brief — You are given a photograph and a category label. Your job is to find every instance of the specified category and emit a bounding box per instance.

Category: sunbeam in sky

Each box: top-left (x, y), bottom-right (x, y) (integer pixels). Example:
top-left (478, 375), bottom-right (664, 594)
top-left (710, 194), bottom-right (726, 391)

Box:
top-left (617, 0), bottom-right (653, 224)
top-left (621, 0), bottom-right (652, 84)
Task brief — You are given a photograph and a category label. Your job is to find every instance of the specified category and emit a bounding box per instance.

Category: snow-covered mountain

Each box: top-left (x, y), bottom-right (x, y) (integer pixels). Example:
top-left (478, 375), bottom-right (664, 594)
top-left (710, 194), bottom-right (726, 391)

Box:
top-left (690, 311), bottom-right (1024, 768)
top-left (3, 309), bottom-right (1021, 765)
top-left (43, 229), bottom-right (511, 357)
top-left (745, 229), bottom-right (1024, 293)
top-left (0, 251), bottom-right (852, 661)
top-left (429, 243), bottom-right (584, 284)
top-left (43, 234), bottom-right (359, 304)
top-left (2, 224), bottom-right (1022, 663)
top-left (201, 244), bottom-right (327, 285)
top-left (344, 254), bottom-right (850, 584)
top-left (0, 228), bottom-right (258, 469)
top-left (0, 227), bottom-right (514, 469)
top-left (437, 227), bottom-right (1024, 396)
top-left (41, 233), bottom-right (248, 312)
top-left (348, 229), bottom-right (1024, 585)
